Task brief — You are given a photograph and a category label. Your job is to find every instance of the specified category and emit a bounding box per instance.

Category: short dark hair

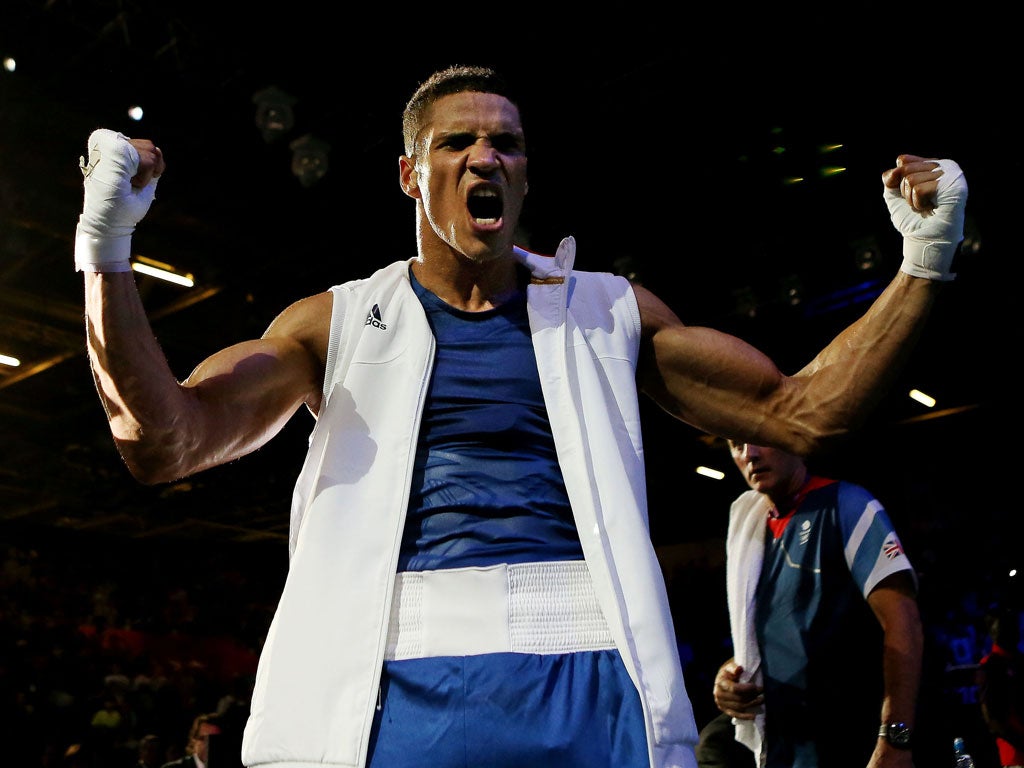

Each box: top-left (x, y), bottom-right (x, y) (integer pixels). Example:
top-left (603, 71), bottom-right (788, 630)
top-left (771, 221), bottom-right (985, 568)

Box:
top-left (402, 65), bottom-right (519, 156)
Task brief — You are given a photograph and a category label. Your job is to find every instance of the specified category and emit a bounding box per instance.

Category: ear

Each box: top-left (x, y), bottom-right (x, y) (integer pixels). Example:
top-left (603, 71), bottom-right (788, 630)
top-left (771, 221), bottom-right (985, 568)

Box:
top-left (399, 155), bottom-right (421, 199)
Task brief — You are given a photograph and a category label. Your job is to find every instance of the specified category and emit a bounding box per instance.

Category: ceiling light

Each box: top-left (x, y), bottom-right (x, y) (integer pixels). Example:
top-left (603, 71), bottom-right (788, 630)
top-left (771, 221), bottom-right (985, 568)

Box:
top-left (732, 286), bottom-right (758, 318)
top-left (132, 256), bottom-right (194, 287)
top-left (612, 255), bottom-right (642, 283)
top-left (253, 86), bottom-right (296, 143)
top-left (908, 389), bottom-right (936, 408)
top-left (289, 134), bottom-right (330, 187)
top-left (696, 466), bottom-right (725, 480)
top-left (855, 247), bottom-right (881, 272)
top-left (777, 274), bottom-right (802, 307)
top-left (1, 353), bottom-right (21, 367)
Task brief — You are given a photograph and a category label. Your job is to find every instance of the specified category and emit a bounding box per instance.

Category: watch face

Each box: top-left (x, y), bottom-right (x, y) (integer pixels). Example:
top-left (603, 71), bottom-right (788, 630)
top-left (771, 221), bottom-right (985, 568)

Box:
top-left (887, 723), bottom-right (912, 747)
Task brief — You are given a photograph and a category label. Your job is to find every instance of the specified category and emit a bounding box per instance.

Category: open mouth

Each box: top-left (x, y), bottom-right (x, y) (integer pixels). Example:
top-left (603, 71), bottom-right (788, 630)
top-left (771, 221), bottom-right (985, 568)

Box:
top-left (468, 187), bottom-right (503, 225)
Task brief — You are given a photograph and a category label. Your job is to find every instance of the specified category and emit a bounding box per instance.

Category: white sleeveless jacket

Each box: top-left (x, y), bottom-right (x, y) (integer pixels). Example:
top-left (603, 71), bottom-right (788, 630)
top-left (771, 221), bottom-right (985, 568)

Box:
top-left (241, 237), bottom-right (699, 768)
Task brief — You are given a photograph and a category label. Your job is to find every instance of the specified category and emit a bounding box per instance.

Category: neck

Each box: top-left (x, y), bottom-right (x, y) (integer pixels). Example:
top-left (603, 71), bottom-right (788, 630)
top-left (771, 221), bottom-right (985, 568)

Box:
top-left (411, 251), bottom-right (521, 311)
top-left (767, 466), bottom-right (810, 513)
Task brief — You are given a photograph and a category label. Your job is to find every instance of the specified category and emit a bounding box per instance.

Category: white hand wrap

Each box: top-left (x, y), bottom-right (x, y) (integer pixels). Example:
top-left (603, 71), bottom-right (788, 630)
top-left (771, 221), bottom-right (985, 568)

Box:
top-left (884, 158), bottom-right (967, 281)
top-left (74, 128), bottom-right (159, 272)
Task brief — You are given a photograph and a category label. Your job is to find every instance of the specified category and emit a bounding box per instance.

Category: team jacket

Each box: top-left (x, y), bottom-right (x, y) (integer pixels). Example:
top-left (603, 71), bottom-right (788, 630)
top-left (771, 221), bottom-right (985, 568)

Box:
top-left (240, 237), bottom-right (699, 768)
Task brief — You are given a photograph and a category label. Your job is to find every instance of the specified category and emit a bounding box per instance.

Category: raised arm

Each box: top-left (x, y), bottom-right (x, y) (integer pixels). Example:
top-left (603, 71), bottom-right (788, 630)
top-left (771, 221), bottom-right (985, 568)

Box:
top-left (637, 155), bottom-right (966, 456)
top-left (86, 275), bottom-right (327, 484)
top-left (77, 129), bottom-right (327, 485)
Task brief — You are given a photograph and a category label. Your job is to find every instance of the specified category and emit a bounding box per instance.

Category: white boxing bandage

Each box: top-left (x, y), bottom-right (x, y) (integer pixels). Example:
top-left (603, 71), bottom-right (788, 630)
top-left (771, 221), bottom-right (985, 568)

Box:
top-left (884, 158), bottom-right (967, 282)
top-left (74, 128), bottom-right (159, 272)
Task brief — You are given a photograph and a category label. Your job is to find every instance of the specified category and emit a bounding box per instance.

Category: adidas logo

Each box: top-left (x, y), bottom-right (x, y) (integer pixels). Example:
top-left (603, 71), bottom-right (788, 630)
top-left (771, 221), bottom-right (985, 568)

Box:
top-left (364, 304), bottom-right (387, 330)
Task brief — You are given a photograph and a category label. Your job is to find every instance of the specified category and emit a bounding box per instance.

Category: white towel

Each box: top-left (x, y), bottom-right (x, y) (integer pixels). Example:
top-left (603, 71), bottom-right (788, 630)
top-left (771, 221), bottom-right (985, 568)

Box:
top-left (725, 490), bottom-right (768, 766)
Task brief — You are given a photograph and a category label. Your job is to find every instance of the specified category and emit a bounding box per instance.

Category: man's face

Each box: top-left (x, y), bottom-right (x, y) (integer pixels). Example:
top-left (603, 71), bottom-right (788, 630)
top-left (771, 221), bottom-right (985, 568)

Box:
top-left (192, 722), bottom-right (221, 763)
top-left (400, 91), bottom-right (528, 264)
top-left (728, 441), bottom-right (805, 497)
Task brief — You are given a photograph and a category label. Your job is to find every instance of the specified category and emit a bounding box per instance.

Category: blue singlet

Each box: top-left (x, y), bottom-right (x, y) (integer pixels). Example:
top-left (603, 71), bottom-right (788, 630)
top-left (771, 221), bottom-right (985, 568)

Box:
top-left (366, 266), bottom-right (648, 768)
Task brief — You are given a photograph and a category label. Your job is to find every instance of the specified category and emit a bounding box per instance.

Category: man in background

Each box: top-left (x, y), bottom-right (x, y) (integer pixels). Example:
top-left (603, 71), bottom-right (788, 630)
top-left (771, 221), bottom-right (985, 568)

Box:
top-left (978, 603), bottom-right (1024, 767)
top-left (711, 442), bottom-right (922, 767)
top-left (160, 713), bottom-right (221, 768)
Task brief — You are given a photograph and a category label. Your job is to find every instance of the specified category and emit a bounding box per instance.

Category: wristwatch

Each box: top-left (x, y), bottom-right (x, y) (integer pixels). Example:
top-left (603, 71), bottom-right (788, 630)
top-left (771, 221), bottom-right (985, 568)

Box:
top-left (878, 721), bottom-right (913, 749)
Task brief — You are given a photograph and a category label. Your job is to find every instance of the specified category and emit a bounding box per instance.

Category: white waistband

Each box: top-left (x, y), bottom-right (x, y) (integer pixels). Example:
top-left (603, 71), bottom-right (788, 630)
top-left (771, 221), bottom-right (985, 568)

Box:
top-left (384, 560), bottom-right (616, 660)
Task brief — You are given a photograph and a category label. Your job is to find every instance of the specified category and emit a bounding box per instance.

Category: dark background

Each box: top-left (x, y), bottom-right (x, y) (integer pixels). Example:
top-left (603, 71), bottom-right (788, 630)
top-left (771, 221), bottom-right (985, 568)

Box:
top-left (0, 4), bottom-right (1015, 765)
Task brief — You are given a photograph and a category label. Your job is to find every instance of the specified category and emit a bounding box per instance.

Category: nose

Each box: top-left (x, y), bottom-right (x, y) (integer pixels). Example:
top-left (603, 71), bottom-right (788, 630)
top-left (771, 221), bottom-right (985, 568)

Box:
top-left (467, 140), bottom-right (500, 174)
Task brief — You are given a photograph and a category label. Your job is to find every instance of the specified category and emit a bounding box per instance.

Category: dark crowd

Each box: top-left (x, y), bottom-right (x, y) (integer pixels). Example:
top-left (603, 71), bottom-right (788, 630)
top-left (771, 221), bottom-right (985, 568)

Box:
top-left (0, 528), bottom-right (280, 767)
top-left (2, 522), bottom-right (1019, 767)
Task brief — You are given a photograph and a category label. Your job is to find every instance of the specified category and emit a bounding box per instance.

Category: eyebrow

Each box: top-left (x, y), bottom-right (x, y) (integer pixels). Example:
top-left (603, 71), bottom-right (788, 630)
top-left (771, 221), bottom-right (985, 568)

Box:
top-left (434, 126), bottom-right (524, 141)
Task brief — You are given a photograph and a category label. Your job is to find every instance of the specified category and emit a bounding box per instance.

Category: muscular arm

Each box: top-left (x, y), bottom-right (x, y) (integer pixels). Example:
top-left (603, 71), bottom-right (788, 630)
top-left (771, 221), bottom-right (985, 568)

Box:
top-left (866, 571), bottom-right (923, 765)
top-left (636, 155), bottom-right (955, 457)
top-left (76, 130), bottom-right (329, 485)
top-left (635, 273), bottom-right (939, 456)
top-left (86, 270), bottom-right (328, 485)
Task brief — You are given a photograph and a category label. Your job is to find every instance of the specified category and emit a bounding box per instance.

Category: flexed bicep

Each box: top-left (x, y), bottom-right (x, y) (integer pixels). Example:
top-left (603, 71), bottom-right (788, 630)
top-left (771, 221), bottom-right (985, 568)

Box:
top-left (633, 283), bottom-right (808, 453)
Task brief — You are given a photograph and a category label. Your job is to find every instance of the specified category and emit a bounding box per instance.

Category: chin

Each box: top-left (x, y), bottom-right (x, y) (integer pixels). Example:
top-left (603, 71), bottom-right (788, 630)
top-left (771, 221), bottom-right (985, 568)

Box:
top-left (460, 235), bottom-right (509, 264)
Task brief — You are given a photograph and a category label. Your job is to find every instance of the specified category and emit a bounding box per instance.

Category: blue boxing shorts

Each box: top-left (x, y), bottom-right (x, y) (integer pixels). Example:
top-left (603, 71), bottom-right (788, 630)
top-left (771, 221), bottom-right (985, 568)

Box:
top-left (367, 650), bottom-right (648, 768)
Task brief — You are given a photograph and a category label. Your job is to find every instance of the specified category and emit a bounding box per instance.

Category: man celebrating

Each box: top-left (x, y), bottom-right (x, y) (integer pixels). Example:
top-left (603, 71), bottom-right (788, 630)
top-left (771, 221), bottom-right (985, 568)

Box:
top-left (75, 65), bottom-right (964, 767)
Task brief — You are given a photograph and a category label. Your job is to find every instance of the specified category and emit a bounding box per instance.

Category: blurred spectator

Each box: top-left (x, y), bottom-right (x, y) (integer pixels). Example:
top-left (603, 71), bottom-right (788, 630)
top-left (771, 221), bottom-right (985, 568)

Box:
top-left (62, 742), bottom-right (95, 768)
top-left (0, 523), bottom-right (1008, 766)
top-left (160, 712), bottom-right (221, 768)
top-left (136, 733), bottom-right (164, 768)
top-left (88, 696), bottom-right (125, 763)
top-left (978, 604), bottom-right (1024, 768)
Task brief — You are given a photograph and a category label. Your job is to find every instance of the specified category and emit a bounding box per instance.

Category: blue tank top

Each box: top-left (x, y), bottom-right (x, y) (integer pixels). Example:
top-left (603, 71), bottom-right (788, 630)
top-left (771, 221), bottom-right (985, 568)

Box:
top-left (396, 266), bottom-right (584, 572)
